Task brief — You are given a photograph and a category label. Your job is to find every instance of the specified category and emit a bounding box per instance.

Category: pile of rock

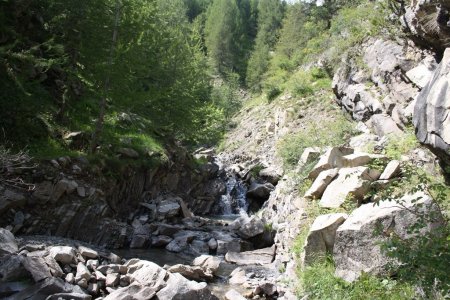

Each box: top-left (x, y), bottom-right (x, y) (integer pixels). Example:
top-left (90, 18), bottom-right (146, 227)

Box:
top-left (0, 229), bottom-right (218, 300)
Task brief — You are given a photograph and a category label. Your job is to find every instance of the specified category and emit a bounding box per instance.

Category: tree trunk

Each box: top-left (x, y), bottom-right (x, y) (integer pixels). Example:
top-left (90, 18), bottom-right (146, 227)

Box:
top-left (90, 0), bottom-right (121, 153)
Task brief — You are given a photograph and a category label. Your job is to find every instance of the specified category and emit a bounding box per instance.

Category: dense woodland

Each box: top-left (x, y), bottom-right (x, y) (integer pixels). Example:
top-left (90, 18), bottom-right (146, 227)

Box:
top-left (0, 0), bottom-right (380, 159)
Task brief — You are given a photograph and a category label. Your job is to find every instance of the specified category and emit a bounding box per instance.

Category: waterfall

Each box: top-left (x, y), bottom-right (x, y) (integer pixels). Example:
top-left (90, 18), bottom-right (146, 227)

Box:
top-left (219, 175), bottom-right (248, 216)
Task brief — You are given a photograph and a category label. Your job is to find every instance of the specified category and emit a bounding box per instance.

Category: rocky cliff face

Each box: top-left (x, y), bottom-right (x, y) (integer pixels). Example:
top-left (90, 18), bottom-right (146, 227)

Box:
top-left (0, 146), bottom-right (226, 248)
top-left (414, 48), bottom-right (450, 167)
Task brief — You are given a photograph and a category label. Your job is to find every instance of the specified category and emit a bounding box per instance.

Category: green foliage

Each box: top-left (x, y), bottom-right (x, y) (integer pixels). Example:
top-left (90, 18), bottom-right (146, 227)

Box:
top-left (300, 259), bottom-right (415, 300)
top-left (384, 129), bottom-right (419, 160)
top-left (374, 164), bottom-right (450, 297)
top-left (277, 111), bottom-right (355, 169)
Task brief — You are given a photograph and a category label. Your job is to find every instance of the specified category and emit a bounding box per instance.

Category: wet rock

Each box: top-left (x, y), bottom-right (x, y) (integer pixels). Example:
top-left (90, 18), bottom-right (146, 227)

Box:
top-left (246, 182), bottom-right (274, 200)
top-left (225, 247), bottom-right (275, 266)
top-left (334, 192), bottom-right (443, 282)
top-left (320, 167), bottom-right (380, 208)
top-left (225, 289), bottom-right (246, 300)
top-left (168, 264), bottom-right (214, 282)
top-left (0, 228), bottom-right (18, 257)
top-left (304, 168), bottom-right (339, 200)
top-left (151, 235), bottom-right (173, 247)
top-left (309, 147), bottom-right (354, 180)
top-left (303, 213), bottom-right (348, 266)
top-left (49, 246), bottom-right (76, 264)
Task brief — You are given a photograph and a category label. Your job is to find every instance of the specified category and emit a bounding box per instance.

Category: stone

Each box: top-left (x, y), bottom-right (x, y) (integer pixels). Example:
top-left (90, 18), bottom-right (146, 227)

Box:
top-left (406, 56), bottom-right (437, 89)
top-left (309, 147), bottom-right (354, 180)
top-left (207, 238), bottom-right (217, 250)
top-left (320, 167), bottom-right (380, 208)
top-left (51, 179), bottom-right (78, 202)
top-left (32, 181), bottom-right (53, 203)
top-left (341, 153), bottom-right (379, 168)
top-left (0, 254), bottom-right (28, 282)
top-left (254, 282), bottom-right (277, 296)
top-left (65, 273), bottom-right (75, 284)
top-left (0, 282), bottom-right (29, 298)
top-left (130, 235), bottom-right (149, 249)
top-left (46, 293), bottom-right (92, 300)
top-left (86, 259), bottom-right (99, 271)
top-left (44, 255), bottom-right (64, 277)
top-left (179, 198), bottom-right (194, 218)
top-left (225, 289), bottom-right (246, 300)
top-left (157, 200), bottom-right (181, 217)
top-left (103, 283), bottom-right (157, 300)
top-left (413, 48), bottom-right (450, 167)
top-left (105, 273), bottom-right (120, 287)
top-left (303, 213), bottom-right (348, 266)
top-left (94, 270), bottom-right (106, 281)
top-left (229, 268), bottom-right (246, 285)
top-left (246, 182), bottom-right (274, 200)
top-left (157, 224), bottom-right (184, 237)
top-left (225, 247), bottom-right (275, 266)
top-left (299, 147), bottom-right (321, 166)
top-left (192, 255), bottom-right (221, 275)
top-left (22, 256), bottom-right (52, 282)
top-left (369, 114), bottom-right (402, 137)
top-left (156, 272), bottom-right (218, 300)
top-left (75, 262), bottom-right (91, 282)
top-left (78, 246), bottom-right (98, 259)
top-left (304, 169), bottom-right (339, 200)
top-left (168, 264), bottom-right (214, 282)
top-left (349, 134), bottom-right (379, 151)
top-left (236, 216), bottom-right (265, 239)
top-left (6, 277), bottom-right (87, 300)
top-left (379, 160), bottom-right (401, 180)
top-left (151, 235), bottom-right (173, 247)
top-left (87, 282), bottom-right (99, 295)
top-left (77, 278), bottom-right (88, 289)
top-left (259, 168), bottom-right (281, 185)
top-left (126, 260), bottom-right (166, 288)
top-left (0, 190), bottom-right (26, 215)
top-left (189, 240), bottom-right (209, 255)
top-left (49, 246), bottom-right (76, 265)
top-left (96, 264), bottom-right (127, 275)
top-left (334, 192), bottom-right (443, 282)
top-left (0, 228), bottom-right (18, 257)
top-left (117, 147), bottom-right (139, 158)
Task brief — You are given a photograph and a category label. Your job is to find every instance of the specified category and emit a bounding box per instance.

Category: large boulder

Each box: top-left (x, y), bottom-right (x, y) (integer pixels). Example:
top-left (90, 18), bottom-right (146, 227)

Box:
top-left (334, 192), bottom-right (443, 282)
top-left (49, 246), bottom-right (76, 264)
top-left (167, 264), bottom-right (214, 282)
top-left (320, 167), bottom-right (380, 208)
top-left (413, 48), bottom-right (450, 167)
top-left (303, 213), bottom-right (347, 266)
top-left (246, 182), bottom-right (274, 200)
top-left (235, 216), bottom-right (265, 239)
top-left (304, 169), bottom-right (339, 200)
top-left (192, 255), bottom-right (221, 275)
top-left (0, 228), bottom-right (18, 257)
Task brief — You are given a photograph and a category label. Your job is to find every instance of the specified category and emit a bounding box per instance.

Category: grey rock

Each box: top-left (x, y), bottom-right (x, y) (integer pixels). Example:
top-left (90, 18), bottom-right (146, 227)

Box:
top-left (259, 168), bottom-right (281, 185)
top-left (0, 228), bottom-right (18, 257)
top-left (22, 256), bottom-right (52, 282)
top-left (334, 192), bottom-right (443, 282)
top-left (6, 277), bottom-right (86, 300)
top-left (413, 48), bottom-right (450, 166)
top-left (103, 284), bottom-right (157, 300)
top-left (225, 247), bottom-right (275, 266)
top-left (236, 216), bottom-right (265, 239)
top-left (168, 264), bottom-right (214, 282)
top-left (75, 262), bottom-right (91, 282)
top-left (303, 213), bottom-right (348, 266)
top-left (151, 235), bottom-right (173, 247)
top-left (78, 246), bottom-right (98, 259)
top-left (369, 114), bottom-right (402, 137)
top-left (105, 273), bottom-right (120, 287)
top-left (225, 289), bottom-right (246, 300)
top-left (379, 160), bottom-right (401, 180)
top-left (246, 182), bottom-right (274, 199)
top-left (309, 147), bottom-right (354, 180)
top-left (192, 255), bottom-right (221, 275)
top-left (0, 190), bottom-right (26, 215)
top-left (49, 246), bottom-right (76, 264)
top-left (157, 200), bottom-right (181, 218)
top-left (304, 169), bottom-right (339, 200)
top-left (156, 272), bottom-right (218, 300)
top-left (46, 292), bottom-right (92, 300)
